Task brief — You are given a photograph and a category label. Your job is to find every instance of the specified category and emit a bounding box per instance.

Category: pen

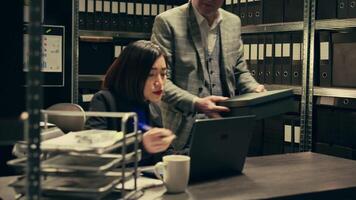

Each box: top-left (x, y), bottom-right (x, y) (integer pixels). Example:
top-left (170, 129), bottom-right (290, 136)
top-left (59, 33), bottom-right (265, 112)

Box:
top-left (138, 122), bottom-right (152, 132)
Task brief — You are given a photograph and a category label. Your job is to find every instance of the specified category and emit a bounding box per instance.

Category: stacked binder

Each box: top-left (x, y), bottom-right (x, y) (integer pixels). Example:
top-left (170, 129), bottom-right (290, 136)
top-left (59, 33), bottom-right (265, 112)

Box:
top-left (79, 0), bottom-right (186, 32)
top-left (242, 31), bottom-right (303, 86)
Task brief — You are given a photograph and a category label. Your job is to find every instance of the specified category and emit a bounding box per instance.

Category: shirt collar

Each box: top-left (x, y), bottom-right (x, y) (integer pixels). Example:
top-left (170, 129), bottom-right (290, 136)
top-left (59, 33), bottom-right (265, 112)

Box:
top-left (191, 3), bottom-right (223, 29)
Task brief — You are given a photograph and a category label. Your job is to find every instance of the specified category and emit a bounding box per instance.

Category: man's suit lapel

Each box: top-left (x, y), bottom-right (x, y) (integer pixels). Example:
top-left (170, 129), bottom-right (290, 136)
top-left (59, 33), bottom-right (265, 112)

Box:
top-left (219, 12), bottom-right (235, 97)
top-left (187, 3), bottom-right (205, 82)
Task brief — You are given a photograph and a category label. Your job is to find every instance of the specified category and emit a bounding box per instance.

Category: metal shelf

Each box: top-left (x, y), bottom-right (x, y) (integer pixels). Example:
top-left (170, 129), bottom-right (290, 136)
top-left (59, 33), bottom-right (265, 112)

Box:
top-left (314, 87), bottom-right (356, 99)
top-left (265, 84), bottom-right (302, 95)
top-left (79, 74), bottom-right (104, 82)
top-left (79, 30), bottom-right (151, 40)
top-left (316, 18), bottom-right (356, 30)
top-left (241, 21), bottom-right (303, 34)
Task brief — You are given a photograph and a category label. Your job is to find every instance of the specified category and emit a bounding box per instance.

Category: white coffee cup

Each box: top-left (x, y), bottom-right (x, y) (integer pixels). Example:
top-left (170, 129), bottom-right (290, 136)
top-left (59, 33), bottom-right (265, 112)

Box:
top-left (154, 155), bottom-right (190, 193)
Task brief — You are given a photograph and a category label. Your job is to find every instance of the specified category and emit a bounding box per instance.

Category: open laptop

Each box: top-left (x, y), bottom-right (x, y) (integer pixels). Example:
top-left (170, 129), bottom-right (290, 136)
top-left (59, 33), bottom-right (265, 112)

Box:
top-left (140, 115), bottom-right (255, 183)
top-left (188, 115), bottom-right (255, 182)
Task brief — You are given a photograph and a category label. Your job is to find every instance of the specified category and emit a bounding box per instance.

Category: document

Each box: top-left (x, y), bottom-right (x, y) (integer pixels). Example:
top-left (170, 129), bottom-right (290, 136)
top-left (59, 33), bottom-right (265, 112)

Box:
top-left (41, 129), bottom-right (123, 152)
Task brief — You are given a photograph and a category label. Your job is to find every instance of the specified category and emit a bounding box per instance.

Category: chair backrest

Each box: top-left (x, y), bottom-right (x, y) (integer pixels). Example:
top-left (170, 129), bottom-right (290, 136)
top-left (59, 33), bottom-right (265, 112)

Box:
top-left (45, 103), bottom-right (86, 133)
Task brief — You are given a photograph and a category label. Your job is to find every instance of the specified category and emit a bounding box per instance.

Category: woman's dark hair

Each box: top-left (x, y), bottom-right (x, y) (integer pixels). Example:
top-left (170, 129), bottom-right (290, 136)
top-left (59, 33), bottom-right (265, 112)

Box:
top-left (103, 40), bottom-right (165, 104)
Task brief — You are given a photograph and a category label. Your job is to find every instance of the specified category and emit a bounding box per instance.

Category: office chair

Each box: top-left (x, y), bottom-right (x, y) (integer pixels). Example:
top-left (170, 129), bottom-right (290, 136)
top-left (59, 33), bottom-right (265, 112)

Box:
top-left (44, 103), bottom-right (86, 133)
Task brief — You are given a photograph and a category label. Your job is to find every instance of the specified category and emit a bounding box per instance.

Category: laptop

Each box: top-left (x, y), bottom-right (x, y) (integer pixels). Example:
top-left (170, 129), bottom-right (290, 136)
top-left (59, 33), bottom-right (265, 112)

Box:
top-left (140, 115), bottom-right (255, 183)
top-left (188, 115), bottom-right (255, 182)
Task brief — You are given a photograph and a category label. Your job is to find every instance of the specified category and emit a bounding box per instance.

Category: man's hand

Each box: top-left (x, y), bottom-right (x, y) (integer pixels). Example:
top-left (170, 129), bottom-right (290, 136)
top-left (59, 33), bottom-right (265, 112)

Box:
top-left (195, 96), bottom-right (230, 118)
top-left (254, 84), bottom-right (267, 93)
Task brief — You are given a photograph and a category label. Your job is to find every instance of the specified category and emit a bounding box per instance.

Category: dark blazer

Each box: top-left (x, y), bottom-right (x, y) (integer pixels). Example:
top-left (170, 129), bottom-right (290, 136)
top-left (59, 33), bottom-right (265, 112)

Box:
top-left (86, 90), bottom-right (165, 165)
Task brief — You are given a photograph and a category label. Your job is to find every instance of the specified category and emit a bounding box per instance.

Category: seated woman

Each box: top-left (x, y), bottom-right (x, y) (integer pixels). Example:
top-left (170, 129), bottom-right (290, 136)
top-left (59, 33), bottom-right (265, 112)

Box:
top-left (86, 40), bottom-right (175, 165)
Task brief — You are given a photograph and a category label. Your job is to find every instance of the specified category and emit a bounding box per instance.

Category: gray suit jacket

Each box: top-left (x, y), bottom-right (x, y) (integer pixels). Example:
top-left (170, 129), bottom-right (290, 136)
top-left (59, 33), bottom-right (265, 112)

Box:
top-left (151, 2), bottom-right (259, 150)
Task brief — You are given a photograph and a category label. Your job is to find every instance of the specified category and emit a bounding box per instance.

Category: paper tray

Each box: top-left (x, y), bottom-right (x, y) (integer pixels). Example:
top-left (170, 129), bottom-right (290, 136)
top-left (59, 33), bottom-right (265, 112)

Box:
top-left (9, 175), bottom-right (121, 199)
top-left (7, 151), bottom-right (141, 175)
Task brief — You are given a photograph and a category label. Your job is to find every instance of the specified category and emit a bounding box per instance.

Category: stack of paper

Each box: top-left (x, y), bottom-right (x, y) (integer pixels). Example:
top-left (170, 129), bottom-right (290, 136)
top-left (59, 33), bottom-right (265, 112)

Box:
top-left (41, 129), bottom-right (123, 152)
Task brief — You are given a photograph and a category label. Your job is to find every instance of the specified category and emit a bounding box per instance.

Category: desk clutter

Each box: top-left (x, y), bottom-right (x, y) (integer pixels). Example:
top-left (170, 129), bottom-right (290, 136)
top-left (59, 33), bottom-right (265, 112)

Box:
top-left (7, 129), bottom-right (142, 199)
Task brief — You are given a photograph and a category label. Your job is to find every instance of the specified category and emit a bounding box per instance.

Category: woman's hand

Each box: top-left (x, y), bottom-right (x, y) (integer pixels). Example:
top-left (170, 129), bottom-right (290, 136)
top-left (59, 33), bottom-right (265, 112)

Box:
top-left (142, 128), bottom-right (176, 153)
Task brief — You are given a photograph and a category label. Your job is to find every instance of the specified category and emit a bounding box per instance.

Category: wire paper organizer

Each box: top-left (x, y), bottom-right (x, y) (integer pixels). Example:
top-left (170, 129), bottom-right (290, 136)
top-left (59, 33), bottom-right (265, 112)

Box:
top-left (8, 110), bottom-right (143, 200)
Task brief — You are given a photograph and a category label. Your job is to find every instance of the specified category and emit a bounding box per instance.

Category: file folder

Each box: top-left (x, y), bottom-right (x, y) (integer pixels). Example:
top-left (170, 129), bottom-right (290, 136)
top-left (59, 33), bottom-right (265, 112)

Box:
top-left (134, 0), bottom-right (143, 32)
top-left (318, 31), bottom-right (332, 87)
top-left (79, 0), bottom-right (86, 29)
top-left (250, 36), bottom-right (259, 80)
top-left (349, 0), bottom-right (356, 18)
top-left (332, 32), bottom-right (356, 87)
top-left (291, 32), bottom-right (303, 86)
top-left (284, 0), bottom-right (303, 22)
top-left (143, 2), bottom-right (151, 33)
top-left (281, 33), bottom-right (292, 85)
top-left (265, 34), bottom-right (274, 84)
top-left (126, 0), bottom-right (135, 31)
top-left (257, 34), bottom-right (265, 83)
top-left (254, 0), bottom-right (263, 25)
top-left (247, 0), bottom-right (255, 25)
top-left (240, 0), bottom-right (248, 25)
top-left (337, 0), bottom-right (349, 19)
top-left (102, 0), bottom-right (111, 30)
top-left (86, 0), bottom-right (95, 30)
top-left (111, 0), bottom-right (120, 31)
top-left (94, 0), bottom-right (103, 30)
top-left (274, 33), bottom-right (283, 84)
top-left (263, 0), bottom-right (284, 23)
top-left (316, 0), bottom-right (337, 19)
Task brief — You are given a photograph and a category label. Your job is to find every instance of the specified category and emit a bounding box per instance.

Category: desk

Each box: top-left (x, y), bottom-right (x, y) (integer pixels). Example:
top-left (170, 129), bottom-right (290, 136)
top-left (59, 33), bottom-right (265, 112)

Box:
top-left (1, 152), bottom-right (356, 200)
top-left (140, 152), bottom-right (356, 200)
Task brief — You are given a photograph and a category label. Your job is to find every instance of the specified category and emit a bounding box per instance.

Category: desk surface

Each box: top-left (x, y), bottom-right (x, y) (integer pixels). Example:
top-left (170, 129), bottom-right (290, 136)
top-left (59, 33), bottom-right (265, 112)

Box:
top-left (140, 152), bottom-right (356, 200)
top-left (1, 152), bottom-right (356, 200)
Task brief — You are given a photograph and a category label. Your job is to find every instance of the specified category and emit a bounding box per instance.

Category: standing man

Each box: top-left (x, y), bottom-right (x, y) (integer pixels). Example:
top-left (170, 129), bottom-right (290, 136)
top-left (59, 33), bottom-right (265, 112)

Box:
top-left (151, 0), bottom-right (266, 151)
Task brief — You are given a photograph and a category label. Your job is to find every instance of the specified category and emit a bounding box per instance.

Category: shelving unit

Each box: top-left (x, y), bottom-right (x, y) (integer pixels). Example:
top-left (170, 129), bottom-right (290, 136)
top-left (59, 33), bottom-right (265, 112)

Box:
top-left (242, 21), bottom-right (303, 34)
top-left (316, 18), bottom-right (356, 30)
top-left (79, 30), bottom-right (151, 39)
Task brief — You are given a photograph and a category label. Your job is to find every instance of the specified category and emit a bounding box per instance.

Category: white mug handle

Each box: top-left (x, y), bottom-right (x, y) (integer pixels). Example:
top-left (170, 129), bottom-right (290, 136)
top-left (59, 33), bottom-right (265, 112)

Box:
top-left (154, 161), bottom-right (166, 181)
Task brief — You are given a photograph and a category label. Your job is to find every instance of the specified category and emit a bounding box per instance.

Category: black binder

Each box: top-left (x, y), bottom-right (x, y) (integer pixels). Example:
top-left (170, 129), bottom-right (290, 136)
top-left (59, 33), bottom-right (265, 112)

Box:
top-left (349, 0), bottom-right (356, 18)
top-left (102, 0), bottom-right (111, 30)
top-left (281, 33), bottom-right (292, 85)
top-left (337, 0), bottom-right (349, 19)
top-left (79, 0), bottom-right (87, 29)
top-left (86, 0), bottom-right (95, 30)
top-left (110, 0), bottom-right (120, 31)
top-left (142, 1), bottom-right (151, 33)
top-left (134, 0), bottom-right (143, 32)
top-left (94, 0), bottom-right (103, 30)
top-left (263, 0), bottom-right (284, 23)
top-left (126, 0), bottom-right (135, 31)
top-left (247, 0), bottom-right (255, 25)
top-left (284, 0), bottom-right (303, 22)
top-left (273, 33), bottom-right (283, 84)
top-left (316, 0), bottom-right (337, 19)
top-left (250, 35), bottom-right (259, 80)
top-left (291, 32), bottom-right (303, 86)
top-left (233, 0), bottom-right (240, 16)
top-left (264, 34), bottom-right (274, 84)
top-left (257, 34), bottom-right (265, 83)
top-left (332, 31), bottom-right (356, 87)
top-left (118, 0), bottom-right (127, 31)
top-left (242, 35), bottom-right (253, 79)
top-left (254, 0), bottom-right (263, 25)
top-left (240, 0), bottom-right (248, 25)
top-left (318, 31), bottom-right (332, 87)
